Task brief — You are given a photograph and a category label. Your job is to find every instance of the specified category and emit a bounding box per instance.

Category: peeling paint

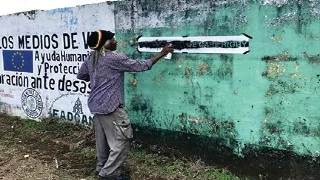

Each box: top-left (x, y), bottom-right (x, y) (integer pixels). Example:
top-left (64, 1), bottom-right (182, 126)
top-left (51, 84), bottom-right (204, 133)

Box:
top-left (262, 62), bottom-right (286, 79)
top-left (129, 78), bottom-right (138, 87)
top-left (10, 10), bottom-right (40, 20)
top-left (197, 63), bottom-right (211, 76)
top-left (116, 0), bottom-right (248, 30)
top-left (263, 0), bottom-right (289, 7)
top-left (22, 10), bottom-right (38, 20)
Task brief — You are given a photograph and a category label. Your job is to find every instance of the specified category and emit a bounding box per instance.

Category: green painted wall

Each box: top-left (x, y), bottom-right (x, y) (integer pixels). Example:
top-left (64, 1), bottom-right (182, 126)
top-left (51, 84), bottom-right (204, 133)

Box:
top-left (115, 0), bottom-right (320, 157)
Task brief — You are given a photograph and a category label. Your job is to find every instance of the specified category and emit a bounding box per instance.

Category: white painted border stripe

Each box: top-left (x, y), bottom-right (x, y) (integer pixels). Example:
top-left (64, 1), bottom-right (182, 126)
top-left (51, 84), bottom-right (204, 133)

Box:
top-left (138, 35), bottom-right (251, 42)
top-left (138, 47), bottom-right (249, 54)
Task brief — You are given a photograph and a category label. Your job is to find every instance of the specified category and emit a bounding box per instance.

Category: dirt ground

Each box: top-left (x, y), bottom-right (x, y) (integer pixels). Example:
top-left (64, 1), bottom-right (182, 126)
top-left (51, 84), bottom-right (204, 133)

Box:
top-left (0, 116), bottom-right (96, 180)
top-left (0, 115), bottom-right (240, 180)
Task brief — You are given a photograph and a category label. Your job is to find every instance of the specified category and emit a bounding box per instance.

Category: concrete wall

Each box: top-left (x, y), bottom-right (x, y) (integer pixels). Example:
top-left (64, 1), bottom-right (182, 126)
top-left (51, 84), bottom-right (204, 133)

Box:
top-left (0, 0), bottom-right (319, 163)
top-left (115, 0), bottom-right (320, 159)
top-left (0, 3), bottom-right (115, 126)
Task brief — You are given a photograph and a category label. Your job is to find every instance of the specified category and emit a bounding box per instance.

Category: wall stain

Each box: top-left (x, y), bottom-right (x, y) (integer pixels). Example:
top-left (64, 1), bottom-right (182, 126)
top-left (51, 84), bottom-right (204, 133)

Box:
top-left (184, 66), bottom-right (193, 78)
top-left (178, 109), bottom-right (238, 148)
top-left (130, 95), bottom-right (149, 112)
top-left (215, 55), bottom-right (233, 80)
top-left (116, 0), bottom-right (247, 31)
top-left (260, 105), bottom-right (294, 150)
top-left (182, 89), bottom-right (197, 105)
top-left (130, 0), bottom-right (136, 30)
top-left (152, 70), bottom-right (166, 84)
top-left (0, 102), bottom-right (12, 114)
top-left (23, 10), bottom-right (38, 20)
top-left (265, 121), bottom-right (284, 134)
top-left (128, 94), bottom-right (156, 128)
top-left (196, 105), bottom-right (238, 147)
top-left (262, 51), bottom-right (298, 62)
top-left (265, 0), bottom-right (315, 34)
top-left (259, 125), bottom-right (292, 151)
top-left (262, 62), bottom-right (285, 80)
top-left (292, 121), bottom-right (310, 135)
top-left (304, 52), bottom-right (320, 64)
top-left (276, 5), bottom-right (284, 17)
top-left (177, 112), bottom-right (200, 134)
top-left (11, 10), bottom-right (39, 20)
top-left (129, 74), bottom-right (138, 87)
top-left (134, 124), bottom-right (320, 180)
top-left (296, 1), bottom-right (303, 34)
top-left (290, 117), bottom-right (320, 136)
top-left (197, 63), bottom-right (212, 76)
top-left (271, 34), bottom-right (283, 42)
top-left (266, 79), bottom-right (300, 96)
top-left (129, 78), bottom-right (138, 87)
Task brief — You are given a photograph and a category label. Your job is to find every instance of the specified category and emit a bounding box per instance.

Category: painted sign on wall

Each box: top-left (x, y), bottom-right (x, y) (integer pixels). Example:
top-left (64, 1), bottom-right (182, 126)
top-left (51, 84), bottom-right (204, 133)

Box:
top-left (138, 34), bottom-right (252, 54)
top-left (0, 3), bottom-right (115, 126)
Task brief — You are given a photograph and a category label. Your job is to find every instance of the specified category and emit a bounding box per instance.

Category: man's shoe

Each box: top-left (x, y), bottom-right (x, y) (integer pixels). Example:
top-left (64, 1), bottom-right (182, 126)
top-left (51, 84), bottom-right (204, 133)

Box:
top-left (115, 174), bottom-right (130, 180)
top-left (98, 175), bottom-right (114, 180)
top-left (98, 174), bottom-right (130, 180)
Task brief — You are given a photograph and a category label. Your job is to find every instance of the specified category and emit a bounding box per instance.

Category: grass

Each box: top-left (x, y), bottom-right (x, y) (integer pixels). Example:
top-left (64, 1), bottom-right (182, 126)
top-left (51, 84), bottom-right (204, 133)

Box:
top-left (0, 114), bottom-right (241, 180)
top-left (128, 148), bottom-right (240, 180)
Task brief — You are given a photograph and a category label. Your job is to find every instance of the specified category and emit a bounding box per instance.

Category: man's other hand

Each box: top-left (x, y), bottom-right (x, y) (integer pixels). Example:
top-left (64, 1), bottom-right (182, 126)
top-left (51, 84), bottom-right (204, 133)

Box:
top-left (160, 44), bottom-right (174, 56)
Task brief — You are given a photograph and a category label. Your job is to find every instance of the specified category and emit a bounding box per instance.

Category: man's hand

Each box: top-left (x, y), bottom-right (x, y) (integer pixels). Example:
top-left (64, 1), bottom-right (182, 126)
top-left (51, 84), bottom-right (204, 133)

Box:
top-left (150, 44), bottom-right (174, 65)
top-left (160, 44), bottom-right (174, 56)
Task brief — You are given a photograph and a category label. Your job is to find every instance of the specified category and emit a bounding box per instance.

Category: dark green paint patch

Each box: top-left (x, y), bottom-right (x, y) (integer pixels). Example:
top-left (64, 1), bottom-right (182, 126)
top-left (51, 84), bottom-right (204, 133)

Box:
top-left (304, 52), bottom-right (320, 64)
top-left (130, 95), bottom-right (150, 112)
top-left (177, 113), bottom-right (200, 135)
top-left (296, 1), bottom-right (303, 34)
top-left (276, 5), bottom-right (284, 17)
top-left (266, 1), bottom-right (314, 33)
top-left (259, 133), bottom-right (292, 150)
top-left (263, 108), bottom-right (285, 135)
top-left (261, 107), bottom-right (293, 149)
top-left (265, 121), bottom-right (284, 134)
top-left (207, 120), bottom-right (237, 145)
top-left (196, 105), bottom-right (237, 146)
top-left (292, 121), bottom-right (310, 135)
top-left (133, 125), bottom-right (320, 179)
top-left (184, 66), bottom-right (193, 79)
top-left (264, 106), bottom-right (273, 116)
top-left (289, 118), bottom-right (320, 137)
top-left (262, 54), bottom-right (298, 62)
top-left (266, 79), bottom-right (299, 96)
top-left (128, 95), bottom-right (156, 127)
top-left (198, 104), bottom-right (210, 118)
top-left (184, 9), bottom-right (199, 19)
top-left (215, 55), bottom-right (233, 80)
